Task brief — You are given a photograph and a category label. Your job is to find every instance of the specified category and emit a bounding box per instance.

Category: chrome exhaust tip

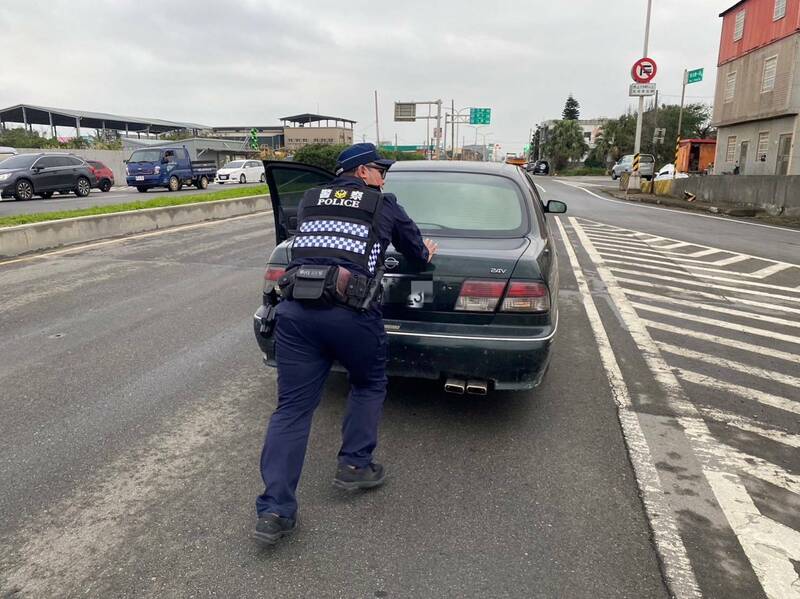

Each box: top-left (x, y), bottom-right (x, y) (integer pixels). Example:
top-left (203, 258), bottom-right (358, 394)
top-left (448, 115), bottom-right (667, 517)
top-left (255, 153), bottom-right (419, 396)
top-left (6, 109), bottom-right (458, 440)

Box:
top-left (466, 380), bottom-right (488, 395)
top-left (444, 378), bottom-right (466, 394)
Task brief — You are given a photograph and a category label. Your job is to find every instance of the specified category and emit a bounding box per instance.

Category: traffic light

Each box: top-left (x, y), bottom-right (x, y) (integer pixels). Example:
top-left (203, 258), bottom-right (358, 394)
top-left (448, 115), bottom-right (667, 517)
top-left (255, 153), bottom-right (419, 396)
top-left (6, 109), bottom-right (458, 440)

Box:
top-left (249, 128), bottom-right (259, 150)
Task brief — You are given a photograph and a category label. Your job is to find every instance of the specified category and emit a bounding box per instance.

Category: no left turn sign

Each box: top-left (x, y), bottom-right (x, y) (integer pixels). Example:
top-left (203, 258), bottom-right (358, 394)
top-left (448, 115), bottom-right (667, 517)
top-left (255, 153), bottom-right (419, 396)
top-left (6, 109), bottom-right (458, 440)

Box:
top-left (631, 57), bottom-right (657, 83)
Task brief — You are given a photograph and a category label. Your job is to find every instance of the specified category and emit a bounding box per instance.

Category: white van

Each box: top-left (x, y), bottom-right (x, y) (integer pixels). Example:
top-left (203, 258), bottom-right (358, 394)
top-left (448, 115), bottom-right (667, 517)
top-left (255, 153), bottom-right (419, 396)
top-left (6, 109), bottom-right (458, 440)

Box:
top-left (0, 146), bottom-right (18, 163)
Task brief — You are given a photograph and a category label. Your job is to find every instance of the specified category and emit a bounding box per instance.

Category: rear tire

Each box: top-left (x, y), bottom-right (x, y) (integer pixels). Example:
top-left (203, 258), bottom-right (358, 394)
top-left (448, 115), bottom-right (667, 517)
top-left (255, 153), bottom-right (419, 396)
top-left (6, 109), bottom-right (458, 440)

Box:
top-left (75, 177), bottom-right (91, 197)
top-left (14, 179), bottom-right (34, 201)
top-left (168, 175), bottom-right (181, 192)
top-left (611, 172), bottom-right (618, 180)
top-left (99, 179), bottom-right (112, 192)
top-left (136, 186), bottom-right (148, 193)
top-left (239, 174), bottom-right (246, 184)
top-left (260, 173), bottom-right (266, 183)
top-left (196, 176), bottom-right (209, 190)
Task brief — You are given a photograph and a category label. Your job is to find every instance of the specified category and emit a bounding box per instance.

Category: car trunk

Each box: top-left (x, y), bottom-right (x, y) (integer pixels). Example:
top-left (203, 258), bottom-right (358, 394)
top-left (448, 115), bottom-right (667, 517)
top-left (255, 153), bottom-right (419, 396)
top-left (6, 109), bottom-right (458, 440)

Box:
top-left (381, 235), bottom-right (530, 323)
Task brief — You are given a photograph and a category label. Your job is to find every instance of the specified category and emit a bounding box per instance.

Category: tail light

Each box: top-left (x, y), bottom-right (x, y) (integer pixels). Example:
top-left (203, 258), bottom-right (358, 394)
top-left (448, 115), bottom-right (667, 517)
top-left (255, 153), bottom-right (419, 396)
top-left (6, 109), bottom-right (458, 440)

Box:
top-left (455, 280), bottom-right (505, 312)
top-left (501, 281), bottom-right (549, 312)
top-left (455, 280), bottom-right (549, 313)
top-left (263, 266), bottom-right (286, 293)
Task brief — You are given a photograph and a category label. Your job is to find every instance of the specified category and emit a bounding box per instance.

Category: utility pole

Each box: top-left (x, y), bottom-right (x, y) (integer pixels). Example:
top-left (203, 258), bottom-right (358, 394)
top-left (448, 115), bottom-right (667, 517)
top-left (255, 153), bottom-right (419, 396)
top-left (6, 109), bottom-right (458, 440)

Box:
top-left (629, 0), bottom-right (653, 191)
top-left (374, 90), bottom-right (380, 147)
top-left (674, 69), bottom-right (688, 178)
top-left (426, 104), bottom-right (431, 160)
top-left (450, 99), bottom-right (456, 159)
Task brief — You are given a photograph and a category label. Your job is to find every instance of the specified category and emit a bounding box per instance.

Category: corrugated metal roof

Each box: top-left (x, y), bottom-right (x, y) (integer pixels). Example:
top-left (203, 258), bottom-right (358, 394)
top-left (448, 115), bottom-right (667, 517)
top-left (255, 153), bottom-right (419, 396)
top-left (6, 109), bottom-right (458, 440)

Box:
top-left (280, 113), bottom-right (356, 125)
top-left (719, 0), bottom-right (747, 17)
top-left (0, 103), bottom-right (208, 132)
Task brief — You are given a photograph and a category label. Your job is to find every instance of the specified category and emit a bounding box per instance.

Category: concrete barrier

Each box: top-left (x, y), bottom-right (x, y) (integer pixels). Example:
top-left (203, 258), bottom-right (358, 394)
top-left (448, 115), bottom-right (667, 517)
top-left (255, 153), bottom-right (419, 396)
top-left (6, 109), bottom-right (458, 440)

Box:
top-left (0, 194), bottom-right (270, 259)
top-left (670, 176), bottom-right (800, 217)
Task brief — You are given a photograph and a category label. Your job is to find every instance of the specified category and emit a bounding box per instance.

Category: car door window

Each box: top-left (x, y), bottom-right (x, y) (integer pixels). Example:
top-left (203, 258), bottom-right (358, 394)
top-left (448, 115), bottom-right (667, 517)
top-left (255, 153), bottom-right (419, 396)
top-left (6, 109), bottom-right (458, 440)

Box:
top-left (66, 157), bottom-right (84, 166)
top-left (36, 157), bottom-right (60, 169)
top-left (264, 162), bottom-right (335, 242)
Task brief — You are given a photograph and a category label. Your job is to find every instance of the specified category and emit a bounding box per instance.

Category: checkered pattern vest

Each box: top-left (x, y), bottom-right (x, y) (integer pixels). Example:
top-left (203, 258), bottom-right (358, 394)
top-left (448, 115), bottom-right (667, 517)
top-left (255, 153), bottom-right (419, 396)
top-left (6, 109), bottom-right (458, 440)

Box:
top-left (292, 185), bottom-right (385, 274)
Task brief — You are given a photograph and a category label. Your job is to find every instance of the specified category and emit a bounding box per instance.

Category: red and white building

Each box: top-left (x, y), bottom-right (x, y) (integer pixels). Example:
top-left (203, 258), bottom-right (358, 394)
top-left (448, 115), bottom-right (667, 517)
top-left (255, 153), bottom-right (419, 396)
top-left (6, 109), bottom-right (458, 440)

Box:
top-left (713, 0), bottom-right (800, 174)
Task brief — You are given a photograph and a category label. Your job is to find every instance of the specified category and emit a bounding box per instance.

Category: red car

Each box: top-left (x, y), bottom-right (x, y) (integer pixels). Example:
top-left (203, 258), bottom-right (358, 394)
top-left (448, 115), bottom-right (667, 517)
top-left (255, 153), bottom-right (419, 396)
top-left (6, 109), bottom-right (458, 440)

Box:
top-left (87, 160), bottom-right (114, 192)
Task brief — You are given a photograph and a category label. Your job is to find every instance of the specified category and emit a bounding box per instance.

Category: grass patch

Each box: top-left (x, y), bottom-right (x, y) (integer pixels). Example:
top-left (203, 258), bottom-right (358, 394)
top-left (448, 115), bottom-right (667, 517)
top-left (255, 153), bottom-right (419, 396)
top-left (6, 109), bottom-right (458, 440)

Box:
top-left (0, 185), bottom-right (268, 228)
top-left (557, 167), bottom-right (608, 176)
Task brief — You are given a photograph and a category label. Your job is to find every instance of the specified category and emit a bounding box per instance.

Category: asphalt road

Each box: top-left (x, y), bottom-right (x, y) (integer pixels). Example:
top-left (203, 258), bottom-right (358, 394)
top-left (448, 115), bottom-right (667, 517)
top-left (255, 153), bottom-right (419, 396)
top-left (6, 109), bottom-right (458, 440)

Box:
top-left (0, 181), bottom-right (265, 217)
top-left (0, 177), bottom-right (797, 598)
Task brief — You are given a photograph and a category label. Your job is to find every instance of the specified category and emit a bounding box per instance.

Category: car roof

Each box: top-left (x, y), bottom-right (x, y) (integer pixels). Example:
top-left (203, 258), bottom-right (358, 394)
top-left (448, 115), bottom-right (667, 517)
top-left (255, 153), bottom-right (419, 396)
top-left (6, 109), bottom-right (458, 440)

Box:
top-left (390, 160), bottom-right (525, 175)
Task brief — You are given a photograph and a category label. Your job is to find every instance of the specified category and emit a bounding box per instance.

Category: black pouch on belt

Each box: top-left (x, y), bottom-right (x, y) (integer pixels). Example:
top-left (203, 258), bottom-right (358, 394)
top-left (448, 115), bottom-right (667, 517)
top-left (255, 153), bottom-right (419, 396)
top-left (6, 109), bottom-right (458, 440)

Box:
top-left (280, 265), bottom-right (338, 307)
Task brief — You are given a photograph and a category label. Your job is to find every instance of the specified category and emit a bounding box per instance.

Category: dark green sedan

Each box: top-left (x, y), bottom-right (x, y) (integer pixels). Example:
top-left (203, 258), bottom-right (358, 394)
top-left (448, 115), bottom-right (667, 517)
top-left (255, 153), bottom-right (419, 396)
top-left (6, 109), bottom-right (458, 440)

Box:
top-left (254, 160), bottom-right (566, 393)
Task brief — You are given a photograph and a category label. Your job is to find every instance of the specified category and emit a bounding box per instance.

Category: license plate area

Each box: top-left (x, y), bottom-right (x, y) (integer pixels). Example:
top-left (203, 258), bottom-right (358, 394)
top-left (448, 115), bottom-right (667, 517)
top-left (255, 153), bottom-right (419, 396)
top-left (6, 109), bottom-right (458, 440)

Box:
top-left (135, 175), bottom-right (144, 181)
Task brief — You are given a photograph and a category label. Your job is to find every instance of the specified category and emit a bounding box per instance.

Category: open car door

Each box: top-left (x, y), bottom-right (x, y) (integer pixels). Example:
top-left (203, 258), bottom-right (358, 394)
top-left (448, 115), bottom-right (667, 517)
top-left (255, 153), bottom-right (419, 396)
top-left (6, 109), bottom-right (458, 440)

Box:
top-left (262, 161), bottom-right (335, 243)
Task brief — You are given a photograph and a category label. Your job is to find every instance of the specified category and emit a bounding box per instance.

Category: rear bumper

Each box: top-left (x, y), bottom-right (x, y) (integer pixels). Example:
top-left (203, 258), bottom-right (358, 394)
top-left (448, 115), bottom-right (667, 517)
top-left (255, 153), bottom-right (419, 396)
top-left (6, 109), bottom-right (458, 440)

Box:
top-left (253, 306), bottom-right (556, 391)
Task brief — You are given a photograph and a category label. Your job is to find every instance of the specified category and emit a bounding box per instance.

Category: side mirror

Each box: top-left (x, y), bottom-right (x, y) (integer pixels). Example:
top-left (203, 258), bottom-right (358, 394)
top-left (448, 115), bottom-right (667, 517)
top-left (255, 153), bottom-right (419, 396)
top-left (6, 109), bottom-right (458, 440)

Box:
top-left (31, 166), bottom-right (43, 173)
top-left (545, 200), bottom-right (567, 214)
top-left (123, 159), bottom-right (128, 164)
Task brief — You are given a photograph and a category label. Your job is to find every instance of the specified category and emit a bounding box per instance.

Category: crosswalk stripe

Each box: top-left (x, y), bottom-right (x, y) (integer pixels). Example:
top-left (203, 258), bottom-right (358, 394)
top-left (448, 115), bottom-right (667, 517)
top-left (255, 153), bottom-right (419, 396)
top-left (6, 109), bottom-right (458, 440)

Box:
top-left (617, 278), bottom-right (800, 316)
top-left (699, 406), bottom-right (800, 449)
top-left (632, 302), bottom-right (800, 345)
top-left (656, 342), bottom-right (800, 389)
top-left (605, 260), bottom-right (800, 294)
top-left (597, 248), bottom-right (787, 280)
top-left (704, 471), bottom-right (800, 599)
top-left (626, 289), bottom-right (800, 329)
top-left (612, 268), bottom-right (800, 304)
top-left (641, 319), bottom-right (800, 364)
top-left (678, 370), bottom-right (800, 416)
top-left (745, 262), bottom-right (793, 279)
top-left (650, 241), bottom-right (693, 250)
top-left (590, 241), bottom-right (747, 266)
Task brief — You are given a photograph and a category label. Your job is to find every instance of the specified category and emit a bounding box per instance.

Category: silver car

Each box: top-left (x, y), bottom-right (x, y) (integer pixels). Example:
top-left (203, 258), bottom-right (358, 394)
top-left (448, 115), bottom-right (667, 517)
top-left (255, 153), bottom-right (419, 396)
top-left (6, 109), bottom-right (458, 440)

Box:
top-left (611, 154), bottom-right (655, 180)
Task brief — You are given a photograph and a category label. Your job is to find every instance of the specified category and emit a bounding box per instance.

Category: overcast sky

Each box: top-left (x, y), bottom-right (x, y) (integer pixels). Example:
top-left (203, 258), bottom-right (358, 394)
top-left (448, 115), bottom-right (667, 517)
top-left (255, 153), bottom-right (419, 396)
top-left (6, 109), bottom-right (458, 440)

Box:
top-left (0, 0), bottom-right (732, 153)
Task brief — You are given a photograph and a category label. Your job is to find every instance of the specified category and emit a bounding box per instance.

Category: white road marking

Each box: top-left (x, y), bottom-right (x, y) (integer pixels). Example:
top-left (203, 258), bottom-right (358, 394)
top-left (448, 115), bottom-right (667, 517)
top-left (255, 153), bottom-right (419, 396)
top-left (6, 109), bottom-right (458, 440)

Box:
top-left (704, 471), bottom-right (800, 599)
top-left (556, 180), bottom-right (800, 233)
top-left (535, 183), bottom-right (546, 194)
top-left (699, 406), bottom-right (800, 449)
top-left (595, 248), bottom-right (785, 280)
top-left (605, 260), bottom-right (800, 294)
top-left (616, 278), bottom-right (800, 316)
top-left (569, 217), bottom-right (800, 597)
top-left (626, 289), bottom-right (800, 329)
top-left (612, 268), bottom-right (800, 304)
top-left (642, 320), bottom-right (800, 365)
top-left (0, 211), bottom-right (272, 268)
top-left (678, 370), bottom-right (800, 416)
top-left (745, 262), bottom-right (793, 279)
top-left (554, 217), bottom-right (701, 598)
top-left (650, 241), bottom-right (693, 250)
top-left (589, 240), bottom-right (754, 267)
top-left (656, 341), bottom-right (800, 389)
top-left (631, 302), bottom-right (800, 346)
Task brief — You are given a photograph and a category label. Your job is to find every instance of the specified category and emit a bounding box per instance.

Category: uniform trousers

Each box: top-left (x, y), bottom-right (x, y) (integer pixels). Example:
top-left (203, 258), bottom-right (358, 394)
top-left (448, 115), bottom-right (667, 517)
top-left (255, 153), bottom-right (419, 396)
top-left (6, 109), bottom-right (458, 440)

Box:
top-left (256, 299), bottom-right (388, 518)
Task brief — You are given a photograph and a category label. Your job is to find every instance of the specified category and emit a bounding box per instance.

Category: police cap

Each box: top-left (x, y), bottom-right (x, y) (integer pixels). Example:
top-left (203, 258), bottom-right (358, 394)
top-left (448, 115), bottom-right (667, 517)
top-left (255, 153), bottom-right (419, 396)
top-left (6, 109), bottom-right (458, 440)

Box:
top-left (335, 143), bottom-right (395, 176)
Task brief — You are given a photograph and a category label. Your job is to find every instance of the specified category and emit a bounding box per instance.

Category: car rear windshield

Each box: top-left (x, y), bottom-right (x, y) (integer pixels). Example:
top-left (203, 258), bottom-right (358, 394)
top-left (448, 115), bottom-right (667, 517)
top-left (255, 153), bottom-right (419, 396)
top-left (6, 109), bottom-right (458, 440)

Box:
top-left (383, 171), bottom-right (529, 238)
top-left (0, 154), bottom-right (37, 169)
top-left (129, 150), bottom-right (162, 163)
top-left (224, 161), bottom-right (245, 169)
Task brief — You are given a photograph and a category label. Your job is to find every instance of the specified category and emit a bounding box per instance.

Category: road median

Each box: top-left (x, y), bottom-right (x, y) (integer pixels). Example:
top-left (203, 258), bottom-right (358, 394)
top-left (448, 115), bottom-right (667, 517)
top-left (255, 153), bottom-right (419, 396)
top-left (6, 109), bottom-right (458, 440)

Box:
top-left (0, 192), bottom-right (270, 259)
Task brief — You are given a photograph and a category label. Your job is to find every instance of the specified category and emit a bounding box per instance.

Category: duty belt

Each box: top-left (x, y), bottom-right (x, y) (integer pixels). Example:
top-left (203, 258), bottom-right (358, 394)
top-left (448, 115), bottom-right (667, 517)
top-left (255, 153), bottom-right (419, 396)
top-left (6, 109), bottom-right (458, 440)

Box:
top-left (278, 265), bottom-right (379, 311)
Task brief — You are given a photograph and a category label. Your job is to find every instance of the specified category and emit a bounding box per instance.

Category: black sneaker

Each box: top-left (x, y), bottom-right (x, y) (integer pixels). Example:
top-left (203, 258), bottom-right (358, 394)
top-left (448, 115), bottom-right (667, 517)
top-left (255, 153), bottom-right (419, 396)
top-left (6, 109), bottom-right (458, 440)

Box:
top-left (333, 462), bottom-right (386, 490)
top-left (253, 513), bottom-right (296, 546)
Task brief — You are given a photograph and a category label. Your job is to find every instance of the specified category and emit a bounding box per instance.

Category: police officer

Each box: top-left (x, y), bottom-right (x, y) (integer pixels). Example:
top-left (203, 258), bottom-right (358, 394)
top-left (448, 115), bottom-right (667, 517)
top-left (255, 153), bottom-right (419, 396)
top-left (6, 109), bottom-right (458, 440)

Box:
top-left (254, 143), bottom-right (437, 545)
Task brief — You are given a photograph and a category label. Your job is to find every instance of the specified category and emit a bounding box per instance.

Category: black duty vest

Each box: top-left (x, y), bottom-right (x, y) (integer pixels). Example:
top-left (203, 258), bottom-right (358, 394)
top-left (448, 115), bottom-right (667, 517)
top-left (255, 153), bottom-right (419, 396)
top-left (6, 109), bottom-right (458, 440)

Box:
top-left (292, 185), bottom-right (385, 275)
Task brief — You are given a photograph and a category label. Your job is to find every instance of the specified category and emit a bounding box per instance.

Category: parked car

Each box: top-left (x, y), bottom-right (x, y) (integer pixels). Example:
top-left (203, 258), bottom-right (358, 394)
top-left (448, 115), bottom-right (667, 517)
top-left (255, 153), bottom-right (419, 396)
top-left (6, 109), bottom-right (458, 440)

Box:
top-left (125, 146), bottom-right (216, 192)
top-left (87, 160), bottom-right (115, 192)
top-left (0, 153), bottom-right (96, 200)
top-left (0, 146), bottom-right (18, 163)
top-left (611, 154), bottom-right (655, 180)
top-left (216, 160), bottom-right (265, 184)
top-left (654, 163), bottom-right (689, 181)
top-left (254, 160), bottom-right (566, 393)
top-left (530, 160), bottom-right (550, 176)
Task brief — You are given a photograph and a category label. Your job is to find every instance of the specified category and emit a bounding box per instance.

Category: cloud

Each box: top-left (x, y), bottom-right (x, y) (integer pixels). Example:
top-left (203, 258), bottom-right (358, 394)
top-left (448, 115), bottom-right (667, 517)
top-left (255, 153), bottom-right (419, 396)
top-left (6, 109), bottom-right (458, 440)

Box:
top-left (0, 0), bottom-right (731, 153)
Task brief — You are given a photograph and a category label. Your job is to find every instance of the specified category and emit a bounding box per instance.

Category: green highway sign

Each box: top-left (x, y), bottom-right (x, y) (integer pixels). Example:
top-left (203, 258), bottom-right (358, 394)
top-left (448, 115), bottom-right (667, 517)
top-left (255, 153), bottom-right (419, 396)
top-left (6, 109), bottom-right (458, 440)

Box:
top-left (469, 107), bottom-right (491, 125)
top-left (687, 68), bottom-right (704, 84)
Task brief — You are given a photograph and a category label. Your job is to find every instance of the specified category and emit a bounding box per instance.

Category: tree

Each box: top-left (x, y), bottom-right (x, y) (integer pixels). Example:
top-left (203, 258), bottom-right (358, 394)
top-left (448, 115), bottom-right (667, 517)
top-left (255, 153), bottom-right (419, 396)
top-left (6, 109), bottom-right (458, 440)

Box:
top-left (0, 127), bottom-right (47, 148)
top-left (542, 120), bottom-right (588, 171)
top-left (530, 126), bottom-right (542, 160)
top-left (562, 95), bottom-right (580, 120)
top-left (291, 143), bottom-right (349, 171)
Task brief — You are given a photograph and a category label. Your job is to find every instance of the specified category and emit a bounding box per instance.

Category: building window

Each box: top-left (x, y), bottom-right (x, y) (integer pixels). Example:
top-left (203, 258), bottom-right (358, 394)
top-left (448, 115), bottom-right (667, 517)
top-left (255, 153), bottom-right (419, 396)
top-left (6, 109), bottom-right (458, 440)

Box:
top-left (724, 72), bottom-right (737, 103)
top-left (757, 132), bottom-right (770, 156)
top-left (761, 56), bottom-right (777, 93)
top-left (733, 10), bottom-right (745, 41)
top-left (774, 0), bottom-right (786, 20)
top-left (726, 136), bottom-right (737, 162)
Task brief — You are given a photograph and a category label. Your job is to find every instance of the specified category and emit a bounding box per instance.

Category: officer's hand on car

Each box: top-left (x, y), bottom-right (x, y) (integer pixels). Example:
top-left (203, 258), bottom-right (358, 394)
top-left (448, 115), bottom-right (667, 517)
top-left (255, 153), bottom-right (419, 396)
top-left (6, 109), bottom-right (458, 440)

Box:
top-left (424, 238), bottom-right (438, 263)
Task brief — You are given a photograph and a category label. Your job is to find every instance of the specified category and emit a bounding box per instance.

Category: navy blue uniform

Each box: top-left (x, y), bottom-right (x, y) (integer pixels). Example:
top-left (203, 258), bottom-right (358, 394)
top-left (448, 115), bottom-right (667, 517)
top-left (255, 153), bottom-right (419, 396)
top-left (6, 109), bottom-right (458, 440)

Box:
top-left (256, 175), bottom-right (428, 519)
